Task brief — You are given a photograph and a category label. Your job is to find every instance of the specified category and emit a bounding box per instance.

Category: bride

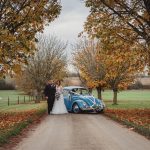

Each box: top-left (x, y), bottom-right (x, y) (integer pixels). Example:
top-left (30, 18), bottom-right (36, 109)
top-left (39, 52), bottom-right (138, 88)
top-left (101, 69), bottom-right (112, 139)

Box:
top-left (51, 80), bottom-right (68, 114)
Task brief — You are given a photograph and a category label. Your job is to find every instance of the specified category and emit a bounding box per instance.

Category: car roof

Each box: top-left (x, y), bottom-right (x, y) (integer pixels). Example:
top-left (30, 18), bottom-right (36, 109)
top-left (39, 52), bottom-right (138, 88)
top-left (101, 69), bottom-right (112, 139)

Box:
top-left (63, 86), bottom-right (87, 91)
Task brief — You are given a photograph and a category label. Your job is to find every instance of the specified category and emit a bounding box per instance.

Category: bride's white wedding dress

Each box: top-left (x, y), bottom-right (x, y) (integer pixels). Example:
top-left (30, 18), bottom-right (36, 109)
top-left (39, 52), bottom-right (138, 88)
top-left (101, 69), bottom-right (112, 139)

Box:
top-left (51, 86), bottom-right (68, 114)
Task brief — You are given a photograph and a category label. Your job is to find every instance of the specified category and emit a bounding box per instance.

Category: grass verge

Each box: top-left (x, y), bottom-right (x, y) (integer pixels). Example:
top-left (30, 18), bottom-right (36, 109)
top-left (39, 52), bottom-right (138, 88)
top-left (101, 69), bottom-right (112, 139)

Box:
top-left (0, 106), bottom-right (46, 146)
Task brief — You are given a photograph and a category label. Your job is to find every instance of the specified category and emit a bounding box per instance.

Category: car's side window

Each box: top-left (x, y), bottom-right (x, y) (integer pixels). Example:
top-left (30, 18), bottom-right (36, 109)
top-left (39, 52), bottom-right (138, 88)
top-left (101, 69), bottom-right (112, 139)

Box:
top-left (81, 89), bottom-right (89, 95)
top-left (72, 89), bottom-right (79, 94)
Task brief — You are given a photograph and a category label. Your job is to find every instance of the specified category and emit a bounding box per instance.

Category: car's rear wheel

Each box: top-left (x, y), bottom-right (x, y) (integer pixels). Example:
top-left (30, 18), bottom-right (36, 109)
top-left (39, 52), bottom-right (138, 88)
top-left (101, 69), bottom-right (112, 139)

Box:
top-left (72, 103), bottom-right (81, 113)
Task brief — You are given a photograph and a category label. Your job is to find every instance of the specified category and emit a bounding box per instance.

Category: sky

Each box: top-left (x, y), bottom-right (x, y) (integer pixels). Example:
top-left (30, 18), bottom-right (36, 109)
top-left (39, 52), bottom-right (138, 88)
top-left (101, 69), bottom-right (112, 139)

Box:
top-left (44, 0), bottom-right (89, 56)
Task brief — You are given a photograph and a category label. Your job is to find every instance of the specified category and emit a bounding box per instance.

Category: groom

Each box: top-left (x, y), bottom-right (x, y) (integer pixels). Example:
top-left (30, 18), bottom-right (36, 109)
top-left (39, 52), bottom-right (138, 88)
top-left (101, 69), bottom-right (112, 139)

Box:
top-left (44, 80), bottom-right (56, 114)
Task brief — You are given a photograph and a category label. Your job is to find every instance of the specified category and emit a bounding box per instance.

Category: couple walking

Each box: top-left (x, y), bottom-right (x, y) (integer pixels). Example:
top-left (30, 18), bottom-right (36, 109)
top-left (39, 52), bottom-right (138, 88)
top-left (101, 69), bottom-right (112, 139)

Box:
top-left (44, 80), bottom-right (68, 115)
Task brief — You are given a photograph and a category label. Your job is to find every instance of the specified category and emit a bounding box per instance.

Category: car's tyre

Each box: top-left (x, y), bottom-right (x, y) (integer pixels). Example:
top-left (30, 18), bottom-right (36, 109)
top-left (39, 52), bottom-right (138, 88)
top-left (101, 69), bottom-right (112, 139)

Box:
top-left (72, 103), bottom-right (81, 113)
top-left (96, 109), bottom-right (104, 114)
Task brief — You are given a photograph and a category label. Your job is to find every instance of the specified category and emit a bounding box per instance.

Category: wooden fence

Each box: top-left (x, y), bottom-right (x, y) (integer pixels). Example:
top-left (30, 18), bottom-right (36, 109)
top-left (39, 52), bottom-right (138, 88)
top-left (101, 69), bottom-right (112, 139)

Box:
top-left (0, 95), bottom-right (45, 108)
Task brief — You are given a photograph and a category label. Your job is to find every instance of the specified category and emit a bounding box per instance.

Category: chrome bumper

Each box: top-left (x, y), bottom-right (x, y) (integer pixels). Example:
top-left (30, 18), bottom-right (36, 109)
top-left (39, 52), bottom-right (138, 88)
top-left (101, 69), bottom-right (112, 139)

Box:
top-left (81, 106), bottom-right (104, 111)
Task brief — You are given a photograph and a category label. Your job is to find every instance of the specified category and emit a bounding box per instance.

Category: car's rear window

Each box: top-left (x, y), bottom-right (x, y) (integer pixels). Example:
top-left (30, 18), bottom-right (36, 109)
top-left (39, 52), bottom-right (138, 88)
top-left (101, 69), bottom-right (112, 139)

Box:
top-left (63, 90), bottom-right (69, 96)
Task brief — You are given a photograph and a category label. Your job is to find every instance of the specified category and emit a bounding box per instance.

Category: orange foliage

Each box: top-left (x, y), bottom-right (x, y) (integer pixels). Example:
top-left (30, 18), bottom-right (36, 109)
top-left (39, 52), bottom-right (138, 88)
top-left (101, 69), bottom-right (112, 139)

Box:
top-left (84, 0), bottom-right (150, 64)
top-left (0, 110), bottom-right (37, 130)
top-left (0, 0), bottom-right (61, 78)
top-left (105, 109), bottom-right (150, 128)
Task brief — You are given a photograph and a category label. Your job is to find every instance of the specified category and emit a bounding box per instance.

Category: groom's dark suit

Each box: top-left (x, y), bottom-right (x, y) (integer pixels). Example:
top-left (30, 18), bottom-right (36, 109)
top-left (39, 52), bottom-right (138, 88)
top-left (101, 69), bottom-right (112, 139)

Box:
top-left (44, 83), bottom-right (56, 114)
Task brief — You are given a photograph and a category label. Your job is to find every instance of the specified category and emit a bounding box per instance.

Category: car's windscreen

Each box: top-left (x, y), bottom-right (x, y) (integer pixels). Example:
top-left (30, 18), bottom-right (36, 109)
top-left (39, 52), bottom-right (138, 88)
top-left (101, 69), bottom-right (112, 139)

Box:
top-left (71, 88), bottom-right (89, 95)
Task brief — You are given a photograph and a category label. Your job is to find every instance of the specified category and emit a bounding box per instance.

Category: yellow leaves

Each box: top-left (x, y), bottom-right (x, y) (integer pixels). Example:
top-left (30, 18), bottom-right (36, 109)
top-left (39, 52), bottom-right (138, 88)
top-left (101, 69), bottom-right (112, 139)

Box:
top-left (84, 0), bottom-right (150, 64)
top-left (73, 35), bottom-right (146, 91)
top-left (105, 109), bottom-right (150, 129)
top-left (0, 110), bottom-right (39, 131)
top-left (12, 64), bottom-right (21, 74)
top-left (0, 0), bottom-right (61, 78)
top-left (86, 81), bottom-right (96, 88)
top-left (143, 11), bottom-right (150, 20)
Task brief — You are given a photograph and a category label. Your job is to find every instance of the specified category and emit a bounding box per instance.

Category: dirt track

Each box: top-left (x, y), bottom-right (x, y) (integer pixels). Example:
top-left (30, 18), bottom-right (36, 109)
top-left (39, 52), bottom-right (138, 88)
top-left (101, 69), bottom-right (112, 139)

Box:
top-left (13, 114), bottom-right (150, 150)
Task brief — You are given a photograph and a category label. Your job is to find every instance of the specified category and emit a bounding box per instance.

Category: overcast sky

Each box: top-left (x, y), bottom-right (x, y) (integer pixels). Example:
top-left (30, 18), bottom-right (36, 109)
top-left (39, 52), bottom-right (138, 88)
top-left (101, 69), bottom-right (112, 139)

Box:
top-left (44, 0), bottom-right (89, 55)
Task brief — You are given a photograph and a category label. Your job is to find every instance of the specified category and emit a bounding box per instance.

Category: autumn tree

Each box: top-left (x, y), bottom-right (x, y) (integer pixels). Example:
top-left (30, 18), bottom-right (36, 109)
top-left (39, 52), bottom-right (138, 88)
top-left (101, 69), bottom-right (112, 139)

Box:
top-left (15, 34), bottom-right (67, 102)
top-left (73, 39), bottom-right (106, 99)
top-left (102, 43), bottom-right (145, 104)
top-left (0, 0), bottom-right (61, 78)
top-left (73, 37), bottom-right (145, 104)
top-left (84, 0), bottom-right (150, 65)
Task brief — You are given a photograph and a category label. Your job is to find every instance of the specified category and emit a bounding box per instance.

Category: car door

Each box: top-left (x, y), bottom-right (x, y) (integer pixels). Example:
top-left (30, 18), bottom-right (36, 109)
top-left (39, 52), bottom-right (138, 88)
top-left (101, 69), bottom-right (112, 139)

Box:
top-left (63, 90), bottom-right (72, 110)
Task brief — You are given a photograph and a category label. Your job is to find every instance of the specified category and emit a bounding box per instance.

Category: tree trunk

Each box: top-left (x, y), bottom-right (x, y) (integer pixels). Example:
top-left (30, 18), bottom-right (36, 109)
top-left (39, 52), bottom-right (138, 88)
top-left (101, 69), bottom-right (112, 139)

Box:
top-left (113, 89), bottom-right (118, 105)
top-left (35, 94), bottom-right (41, 103)
top-left (96, 86), bottom-right (102, 100)
top-left (34, 89), bottom-right (41, 103)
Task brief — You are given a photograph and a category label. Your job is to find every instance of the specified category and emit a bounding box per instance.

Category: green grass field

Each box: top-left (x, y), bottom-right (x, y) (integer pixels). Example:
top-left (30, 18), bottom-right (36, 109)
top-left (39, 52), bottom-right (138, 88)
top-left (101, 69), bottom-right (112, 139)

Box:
top-left (0, 90), bottom-right (46, 112)
top-left (0, 90), bottom-right (47, 146)
top-left (92, 90), bottom-right (150, 109)
top-left (0, 90), bottom-right (150, 111)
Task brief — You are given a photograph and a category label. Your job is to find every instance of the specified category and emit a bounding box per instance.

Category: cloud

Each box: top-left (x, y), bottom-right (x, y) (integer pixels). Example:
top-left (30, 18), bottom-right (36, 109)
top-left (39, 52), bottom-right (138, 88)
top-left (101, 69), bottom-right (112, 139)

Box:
top-left (43, 0), bottom-right (89, 72)
top-left (44, 0), bottom-right (89, 46)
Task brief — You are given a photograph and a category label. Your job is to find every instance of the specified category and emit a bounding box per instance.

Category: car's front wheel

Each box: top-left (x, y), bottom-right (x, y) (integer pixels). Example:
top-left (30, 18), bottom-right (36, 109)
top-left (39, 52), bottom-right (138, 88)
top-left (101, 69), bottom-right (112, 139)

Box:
top-left (96, 109), bottom-right (104, 113)
top-left (72, 103), bottom-right (81, 113)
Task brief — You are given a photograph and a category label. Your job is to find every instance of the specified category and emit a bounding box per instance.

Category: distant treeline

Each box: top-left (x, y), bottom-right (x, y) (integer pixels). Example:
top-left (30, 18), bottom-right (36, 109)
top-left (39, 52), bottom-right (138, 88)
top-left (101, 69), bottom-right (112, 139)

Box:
top-left (0, 80), bottom-right (15, 90)
top-left (128, 81), bottom-right (150, 89)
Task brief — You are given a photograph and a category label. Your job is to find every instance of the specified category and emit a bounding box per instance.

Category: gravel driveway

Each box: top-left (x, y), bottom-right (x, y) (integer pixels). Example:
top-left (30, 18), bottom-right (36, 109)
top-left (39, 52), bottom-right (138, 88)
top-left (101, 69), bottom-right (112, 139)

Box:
top-left (13, 114), bottom-right (150, 150)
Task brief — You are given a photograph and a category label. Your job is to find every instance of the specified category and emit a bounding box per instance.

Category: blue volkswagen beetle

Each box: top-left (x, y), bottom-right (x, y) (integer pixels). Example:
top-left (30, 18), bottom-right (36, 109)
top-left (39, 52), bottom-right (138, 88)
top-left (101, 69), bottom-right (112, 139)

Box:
top-left (63, 86), bottom-right (105, 113)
